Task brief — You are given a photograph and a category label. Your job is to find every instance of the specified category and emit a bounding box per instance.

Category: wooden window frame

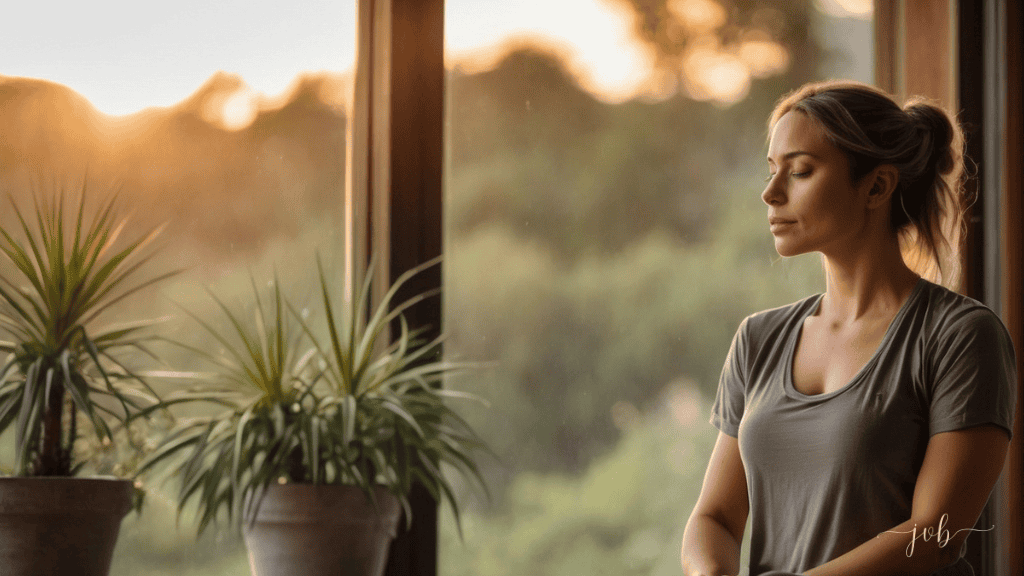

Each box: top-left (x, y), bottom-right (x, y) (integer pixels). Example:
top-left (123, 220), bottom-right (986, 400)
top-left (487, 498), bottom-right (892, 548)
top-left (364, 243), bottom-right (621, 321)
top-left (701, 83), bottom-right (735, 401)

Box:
top-left (349, 0), bottom-right (445, 574)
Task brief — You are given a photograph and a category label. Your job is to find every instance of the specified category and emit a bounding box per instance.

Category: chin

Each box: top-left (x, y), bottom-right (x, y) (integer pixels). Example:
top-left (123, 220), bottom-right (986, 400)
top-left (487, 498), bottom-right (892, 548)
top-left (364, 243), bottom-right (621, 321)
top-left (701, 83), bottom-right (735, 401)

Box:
top-left (773, 239), bottom-right (809, 258)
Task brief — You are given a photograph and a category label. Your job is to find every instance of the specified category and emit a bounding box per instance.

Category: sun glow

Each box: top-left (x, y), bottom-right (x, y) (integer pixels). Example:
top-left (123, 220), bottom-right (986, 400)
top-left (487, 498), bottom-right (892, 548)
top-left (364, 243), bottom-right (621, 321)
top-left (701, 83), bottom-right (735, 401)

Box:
top-left (446, 0), bottom-right (794, 106)
top-left (446, 0), bottom-right (660, 104)
top-left (816, 0), bottom-right (873, 20)
top-left (682, 38), bottom-right (750, 104)
top-left (219, 89), bottom-right (260, 131)
top-left (668, 0), bottom-right (728, 31)
top-left (190, 72), bottom-right (350, 132)
top-left (738, 36), bottom-right (791, 79)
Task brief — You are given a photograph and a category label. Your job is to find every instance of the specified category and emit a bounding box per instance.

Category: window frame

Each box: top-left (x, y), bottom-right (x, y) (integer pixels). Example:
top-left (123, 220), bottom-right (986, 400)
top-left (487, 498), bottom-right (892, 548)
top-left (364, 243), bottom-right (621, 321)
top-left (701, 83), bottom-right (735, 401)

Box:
top-left (349, 0), bottom-right (444, 574)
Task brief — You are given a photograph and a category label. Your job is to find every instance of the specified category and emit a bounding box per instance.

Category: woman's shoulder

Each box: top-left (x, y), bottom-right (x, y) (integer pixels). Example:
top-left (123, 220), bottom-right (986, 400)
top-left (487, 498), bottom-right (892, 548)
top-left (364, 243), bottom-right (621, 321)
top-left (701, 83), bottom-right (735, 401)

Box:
top-left (914, 279), bottom-right (1008, 330)
top-left (912, 279), bottom-right (1015, 357)
top-left (725, 295), bottom-right (823, 369)
top-left (743, 293), bottom-right (822, 335)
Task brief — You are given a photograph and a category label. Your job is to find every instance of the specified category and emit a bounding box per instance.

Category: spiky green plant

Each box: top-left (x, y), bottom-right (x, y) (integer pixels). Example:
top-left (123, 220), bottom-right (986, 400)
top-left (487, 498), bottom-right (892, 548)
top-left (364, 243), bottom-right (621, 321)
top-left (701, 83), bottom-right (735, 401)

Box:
top-left (295, 255), bottom-right (492, 532)
top-left (0, 190), bottom-right (178, 477)
top-left (135, 272), bottom-right (316, 533)
top-left (138, 255), bottom-right (490, 535)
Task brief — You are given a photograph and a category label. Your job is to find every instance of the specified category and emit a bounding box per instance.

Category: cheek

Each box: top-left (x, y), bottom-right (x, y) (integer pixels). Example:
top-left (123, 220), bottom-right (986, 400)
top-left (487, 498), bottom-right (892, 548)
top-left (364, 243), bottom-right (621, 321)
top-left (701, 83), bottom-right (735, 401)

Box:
top-left (804, 181), bottom-right (852, 225)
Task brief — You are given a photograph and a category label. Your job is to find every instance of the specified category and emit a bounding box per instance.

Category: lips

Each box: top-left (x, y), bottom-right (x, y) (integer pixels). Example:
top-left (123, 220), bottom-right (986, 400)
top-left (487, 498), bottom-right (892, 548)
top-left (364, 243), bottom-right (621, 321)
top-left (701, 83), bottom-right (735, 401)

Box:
top-left (768, 217), bottom-right (796, 234)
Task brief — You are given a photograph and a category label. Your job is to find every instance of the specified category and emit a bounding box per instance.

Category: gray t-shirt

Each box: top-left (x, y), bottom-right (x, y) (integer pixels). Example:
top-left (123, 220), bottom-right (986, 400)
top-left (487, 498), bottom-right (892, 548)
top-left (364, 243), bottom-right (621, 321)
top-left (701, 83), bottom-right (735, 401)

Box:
top-left (711, 279), bottom-right (1016, 576)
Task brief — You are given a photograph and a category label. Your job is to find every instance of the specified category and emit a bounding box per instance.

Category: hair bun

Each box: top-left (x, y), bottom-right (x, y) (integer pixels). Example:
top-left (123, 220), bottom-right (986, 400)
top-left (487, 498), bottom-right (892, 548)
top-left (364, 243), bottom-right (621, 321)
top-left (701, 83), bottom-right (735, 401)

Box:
top-left (904, 101), bottom-right (956, 175)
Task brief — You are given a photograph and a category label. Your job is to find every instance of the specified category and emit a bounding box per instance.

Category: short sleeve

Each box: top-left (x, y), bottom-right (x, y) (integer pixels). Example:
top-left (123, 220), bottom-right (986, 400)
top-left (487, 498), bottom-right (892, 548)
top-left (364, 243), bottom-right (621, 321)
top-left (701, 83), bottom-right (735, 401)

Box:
top-left (928, 308), bottom-right (1017, 439)
top-left (710, 316), bottom-right (751, 437)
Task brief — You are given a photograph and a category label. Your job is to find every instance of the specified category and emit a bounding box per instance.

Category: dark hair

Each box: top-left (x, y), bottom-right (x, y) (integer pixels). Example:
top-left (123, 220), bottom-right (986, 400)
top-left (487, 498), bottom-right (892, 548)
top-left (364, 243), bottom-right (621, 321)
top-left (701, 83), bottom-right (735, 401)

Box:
top-left (768, 80), bottom-right (967, 287)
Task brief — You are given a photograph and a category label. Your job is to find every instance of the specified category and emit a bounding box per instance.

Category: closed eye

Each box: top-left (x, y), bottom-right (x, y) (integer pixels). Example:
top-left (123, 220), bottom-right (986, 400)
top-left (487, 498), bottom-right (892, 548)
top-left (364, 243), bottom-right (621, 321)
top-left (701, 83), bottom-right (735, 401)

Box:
top-left (765, 171), bottom-right (809, 182)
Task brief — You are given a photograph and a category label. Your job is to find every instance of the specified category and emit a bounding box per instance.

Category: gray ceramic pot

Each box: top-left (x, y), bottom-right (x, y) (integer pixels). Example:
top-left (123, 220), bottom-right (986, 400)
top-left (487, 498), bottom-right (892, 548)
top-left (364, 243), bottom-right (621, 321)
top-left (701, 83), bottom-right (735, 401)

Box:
top-left (0, 477), bottom-right (134, 576)
top-left (243, 484), bottom-right (402, 576)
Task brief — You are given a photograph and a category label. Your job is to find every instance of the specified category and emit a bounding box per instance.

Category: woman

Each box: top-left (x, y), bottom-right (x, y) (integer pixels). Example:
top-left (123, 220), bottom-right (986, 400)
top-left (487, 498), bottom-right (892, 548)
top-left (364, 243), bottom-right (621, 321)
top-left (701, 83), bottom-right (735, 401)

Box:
top-left (680, 80), bottom-right (1017, 576)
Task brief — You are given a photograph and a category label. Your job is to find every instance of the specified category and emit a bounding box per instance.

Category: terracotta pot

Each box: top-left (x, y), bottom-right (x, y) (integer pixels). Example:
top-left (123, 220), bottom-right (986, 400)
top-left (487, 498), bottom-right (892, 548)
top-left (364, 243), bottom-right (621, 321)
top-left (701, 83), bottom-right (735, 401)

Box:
top-left (243, 484), bottom-right (402, 576)
top-left (0, 477), bottom-right (134, 576)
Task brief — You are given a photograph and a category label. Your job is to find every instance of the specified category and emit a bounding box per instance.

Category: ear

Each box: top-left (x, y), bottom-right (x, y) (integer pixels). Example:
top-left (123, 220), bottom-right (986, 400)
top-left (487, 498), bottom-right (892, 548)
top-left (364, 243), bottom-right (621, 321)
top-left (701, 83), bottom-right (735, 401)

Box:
top-left (865, 164), bottom-right (900, 209)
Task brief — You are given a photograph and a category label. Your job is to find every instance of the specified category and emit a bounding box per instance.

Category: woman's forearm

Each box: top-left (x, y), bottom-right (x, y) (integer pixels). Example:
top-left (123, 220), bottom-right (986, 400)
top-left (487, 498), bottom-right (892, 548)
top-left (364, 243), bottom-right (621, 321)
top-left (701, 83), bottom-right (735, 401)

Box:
top-left (805, 516), bottom-right (963, 576)
top-left (681, 513), bottom-right (743, 576)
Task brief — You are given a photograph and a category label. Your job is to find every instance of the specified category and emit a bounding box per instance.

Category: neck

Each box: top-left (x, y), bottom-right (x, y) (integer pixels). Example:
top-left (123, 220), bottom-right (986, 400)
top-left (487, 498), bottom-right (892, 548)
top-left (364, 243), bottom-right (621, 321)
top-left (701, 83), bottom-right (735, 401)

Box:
top-left (819, 232), bottom-right (920, 324)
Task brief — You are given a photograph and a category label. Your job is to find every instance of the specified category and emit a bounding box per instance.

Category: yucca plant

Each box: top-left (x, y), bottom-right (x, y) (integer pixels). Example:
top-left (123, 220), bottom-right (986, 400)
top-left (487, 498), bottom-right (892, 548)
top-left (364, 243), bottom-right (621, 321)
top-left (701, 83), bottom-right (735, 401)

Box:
top-left (138, 254), bottom-right (489, 535)
top-left (0, 190), bottom-right (177, 477)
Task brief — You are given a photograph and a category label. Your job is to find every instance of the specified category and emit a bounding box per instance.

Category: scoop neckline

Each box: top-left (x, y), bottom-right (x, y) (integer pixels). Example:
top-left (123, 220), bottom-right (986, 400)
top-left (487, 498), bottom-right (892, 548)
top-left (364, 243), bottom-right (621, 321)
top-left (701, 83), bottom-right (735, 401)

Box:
top-left (783, 277), bottom-right (926, 401)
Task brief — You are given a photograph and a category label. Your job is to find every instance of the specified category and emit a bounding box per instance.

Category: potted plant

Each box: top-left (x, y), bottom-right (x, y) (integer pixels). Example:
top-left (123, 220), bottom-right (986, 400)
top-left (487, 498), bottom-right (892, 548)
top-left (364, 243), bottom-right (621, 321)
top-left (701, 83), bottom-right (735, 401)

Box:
top-left (0, 190), bottom-right (178, 576)
top-left (139, 254), bottom-right (489, 576)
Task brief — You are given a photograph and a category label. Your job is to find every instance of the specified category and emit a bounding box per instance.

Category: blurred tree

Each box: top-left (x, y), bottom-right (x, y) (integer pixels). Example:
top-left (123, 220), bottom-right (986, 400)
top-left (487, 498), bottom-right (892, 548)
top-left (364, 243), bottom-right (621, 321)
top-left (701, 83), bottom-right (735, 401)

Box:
top-left (444, 0), bottom-right (829, 486)
top-left (606, 0), bottom-right (822, 99)
top-left (440, 402), bottom-right (720, 576)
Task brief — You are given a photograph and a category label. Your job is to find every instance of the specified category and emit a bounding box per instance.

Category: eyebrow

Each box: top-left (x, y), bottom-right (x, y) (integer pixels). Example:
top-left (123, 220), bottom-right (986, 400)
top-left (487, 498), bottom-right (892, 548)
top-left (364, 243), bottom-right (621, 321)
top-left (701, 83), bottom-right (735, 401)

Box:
top-left (766, 151), bottom-right (820, 163)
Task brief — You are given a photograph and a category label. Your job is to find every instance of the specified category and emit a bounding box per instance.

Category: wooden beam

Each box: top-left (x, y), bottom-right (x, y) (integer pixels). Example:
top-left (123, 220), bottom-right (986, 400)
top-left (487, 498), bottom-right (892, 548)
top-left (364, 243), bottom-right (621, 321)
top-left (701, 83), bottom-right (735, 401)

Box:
top-left (874, 0), bottom-right (956, 107)
top-left (348, 0), bottom-right (374, 293)
top-left (904, 0), bottom-right (955, 106)
top-left (379, 5), bottom-right (445, 576)
top-left (352, 0), bottom-right (445, 574)
top-left (1000, 2), bottom-right (1023, 575)
top-left (874, 0), bottom-right (899, 94)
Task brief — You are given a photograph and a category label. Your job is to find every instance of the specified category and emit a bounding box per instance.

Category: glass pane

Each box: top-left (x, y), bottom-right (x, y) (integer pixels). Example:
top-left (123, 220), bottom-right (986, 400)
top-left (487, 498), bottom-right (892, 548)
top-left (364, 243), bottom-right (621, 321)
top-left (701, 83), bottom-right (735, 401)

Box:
top-left (442, 0), bottom-right (873, 574)
top-left (0, 2), bottom-right (356, 574)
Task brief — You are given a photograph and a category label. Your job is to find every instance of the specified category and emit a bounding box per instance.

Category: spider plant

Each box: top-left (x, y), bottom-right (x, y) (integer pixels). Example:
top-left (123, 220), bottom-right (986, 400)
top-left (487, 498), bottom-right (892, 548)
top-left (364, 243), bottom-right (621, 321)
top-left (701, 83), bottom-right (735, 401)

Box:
top-left (137, 255), bottom-right (489, 535)
top-left (135, 272), bottom-right (316, 533)
top-left (0, 190), bottom-right (178, 477)
top-left (294, 254), bottom-right (491, 531)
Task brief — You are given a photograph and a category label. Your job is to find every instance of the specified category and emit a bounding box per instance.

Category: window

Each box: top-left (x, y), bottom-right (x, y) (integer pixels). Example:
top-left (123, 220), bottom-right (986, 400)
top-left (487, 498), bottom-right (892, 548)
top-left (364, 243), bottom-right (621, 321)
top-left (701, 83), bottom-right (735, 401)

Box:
top-left (3, 1), bottom-right (1019, 574)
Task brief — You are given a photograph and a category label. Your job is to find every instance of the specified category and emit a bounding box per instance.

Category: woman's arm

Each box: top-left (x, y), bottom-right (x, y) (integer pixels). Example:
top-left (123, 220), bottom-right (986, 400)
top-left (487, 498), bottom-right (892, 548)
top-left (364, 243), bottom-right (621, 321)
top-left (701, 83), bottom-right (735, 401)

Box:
top-left (805, 425), bottom-right (1010, 576)
top-left (682, 431), bottom-right (750, 576)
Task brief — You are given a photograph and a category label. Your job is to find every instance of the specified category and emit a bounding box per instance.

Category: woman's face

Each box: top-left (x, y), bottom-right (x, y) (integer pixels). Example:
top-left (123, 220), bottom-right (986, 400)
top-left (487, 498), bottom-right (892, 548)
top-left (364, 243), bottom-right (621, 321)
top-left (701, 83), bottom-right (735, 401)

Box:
top-left (762, 110), bottom-right (873, 258)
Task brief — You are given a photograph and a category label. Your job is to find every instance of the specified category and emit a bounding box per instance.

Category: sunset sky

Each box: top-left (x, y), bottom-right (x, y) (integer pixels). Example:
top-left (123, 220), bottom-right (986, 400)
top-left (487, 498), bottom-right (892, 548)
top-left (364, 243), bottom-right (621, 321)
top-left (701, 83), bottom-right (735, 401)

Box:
top-left (0, 0), bottom-right (871, 116)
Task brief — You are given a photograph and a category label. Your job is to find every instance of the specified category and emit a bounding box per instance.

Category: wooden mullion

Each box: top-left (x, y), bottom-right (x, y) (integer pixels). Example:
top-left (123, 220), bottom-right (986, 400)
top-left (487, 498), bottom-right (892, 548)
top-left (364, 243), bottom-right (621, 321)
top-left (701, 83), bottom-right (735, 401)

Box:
top-left (353, 0), bottom-right (444, 574)
top-left (958, 4), bottom-right (993, 574)
top-left (379, 0), bottom-right (445, 575)
top-left (1000, 2), bottom-right (1023, 576)
top-left (874, 0), bottom-right (899, 94)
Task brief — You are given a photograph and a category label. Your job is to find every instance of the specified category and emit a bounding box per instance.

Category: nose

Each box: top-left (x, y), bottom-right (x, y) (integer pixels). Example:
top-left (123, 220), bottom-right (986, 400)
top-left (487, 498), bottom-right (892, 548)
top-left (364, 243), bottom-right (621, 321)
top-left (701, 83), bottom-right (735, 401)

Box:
top-left (761, 174), bottom-right (785, 206)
